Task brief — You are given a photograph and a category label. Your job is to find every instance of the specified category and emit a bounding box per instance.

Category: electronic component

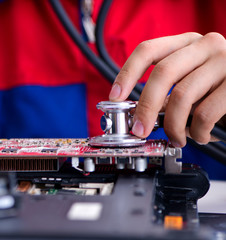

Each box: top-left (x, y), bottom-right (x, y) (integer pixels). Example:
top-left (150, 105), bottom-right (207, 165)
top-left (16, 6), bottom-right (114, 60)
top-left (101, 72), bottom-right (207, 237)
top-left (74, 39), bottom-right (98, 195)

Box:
top-left (0, 138), bottom-right (182, 173)
top-left (0, 138), bottom-right (180, 173)
top-left (16, 181), bottom-right (114, 196)
top-left (0, 138), bottom-right (166, 157)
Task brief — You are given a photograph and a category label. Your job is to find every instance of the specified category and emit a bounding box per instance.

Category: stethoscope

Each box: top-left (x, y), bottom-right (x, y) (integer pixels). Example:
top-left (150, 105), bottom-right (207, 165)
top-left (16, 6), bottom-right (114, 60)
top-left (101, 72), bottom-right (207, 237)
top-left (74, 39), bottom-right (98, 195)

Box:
top-left (49, 0), bottom-right (226, 161)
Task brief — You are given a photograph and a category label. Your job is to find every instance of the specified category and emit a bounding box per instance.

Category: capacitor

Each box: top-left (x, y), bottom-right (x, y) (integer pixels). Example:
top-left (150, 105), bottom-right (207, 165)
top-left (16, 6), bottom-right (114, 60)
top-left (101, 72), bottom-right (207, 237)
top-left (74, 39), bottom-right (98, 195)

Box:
top-left (135, 157), bottom-right (147, 172)
top-left (84, 158), bottom-right (95, 172)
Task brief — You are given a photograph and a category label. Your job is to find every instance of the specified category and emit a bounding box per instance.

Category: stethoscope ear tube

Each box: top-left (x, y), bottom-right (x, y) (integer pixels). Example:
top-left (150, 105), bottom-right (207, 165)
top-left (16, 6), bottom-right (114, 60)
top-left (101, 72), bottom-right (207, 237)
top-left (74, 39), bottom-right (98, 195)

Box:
top-left (49, 0), bottom-right (141, 101)
top-left (49, 0), bottom-right (226, 163)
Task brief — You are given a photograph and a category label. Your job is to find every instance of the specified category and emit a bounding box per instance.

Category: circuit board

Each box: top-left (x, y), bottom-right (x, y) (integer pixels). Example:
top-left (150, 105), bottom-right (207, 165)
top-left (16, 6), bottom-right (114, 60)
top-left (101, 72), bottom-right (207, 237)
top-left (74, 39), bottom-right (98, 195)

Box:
top-left (0, 138), bottom-right (167, 157)
top-left (0, 138), bottom-right (169, 172)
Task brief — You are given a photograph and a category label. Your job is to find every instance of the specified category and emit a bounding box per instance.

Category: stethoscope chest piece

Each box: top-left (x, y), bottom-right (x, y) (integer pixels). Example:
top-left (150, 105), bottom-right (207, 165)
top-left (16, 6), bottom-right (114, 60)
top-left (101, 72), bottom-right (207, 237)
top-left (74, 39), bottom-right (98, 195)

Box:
top-left (89, 101), bottom-right (146, 147)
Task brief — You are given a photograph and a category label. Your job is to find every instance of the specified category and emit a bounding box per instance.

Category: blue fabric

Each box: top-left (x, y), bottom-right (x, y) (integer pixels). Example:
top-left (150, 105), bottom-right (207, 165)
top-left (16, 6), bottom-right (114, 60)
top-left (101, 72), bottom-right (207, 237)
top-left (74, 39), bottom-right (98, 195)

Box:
top-left (182, 143), bottom-right (226, 180)
top-left (0, 84), bottom-right (225, 180)
top-left (0, 84), bottom-right (88, 138)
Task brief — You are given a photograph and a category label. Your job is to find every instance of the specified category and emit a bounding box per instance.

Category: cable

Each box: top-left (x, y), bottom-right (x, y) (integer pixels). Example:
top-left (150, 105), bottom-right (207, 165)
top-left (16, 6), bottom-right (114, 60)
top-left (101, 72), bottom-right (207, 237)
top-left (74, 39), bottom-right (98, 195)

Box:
top-left (187, 138), bottom-right (226, 165)
top-left (49, 0), bottom-right (140, 101)
top-left (210, 124), bottom-right (226, 143)
top-left (95, 0), bottom-right (226, 144)
top-left (159, 112), bottom-right (226, 163)
top-left (95, 0), bottom-right (120, 74)
top-left (210, 141), bottom-right (226, 153)
top-left (50, 0), bottom-right (226, 163)
top-left (95, 0), bottom-right (144, 95)
top-left (158, 112), bottom-right (226, 143)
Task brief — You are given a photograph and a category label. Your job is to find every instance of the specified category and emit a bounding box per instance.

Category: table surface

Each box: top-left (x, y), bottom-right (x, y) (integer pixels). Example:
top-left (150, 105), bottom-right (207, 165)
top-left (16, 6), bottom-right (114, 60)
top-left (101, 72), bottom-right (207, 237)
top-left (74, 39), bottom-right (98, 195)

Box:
top-left (198, 180), bottom-right (226, 214)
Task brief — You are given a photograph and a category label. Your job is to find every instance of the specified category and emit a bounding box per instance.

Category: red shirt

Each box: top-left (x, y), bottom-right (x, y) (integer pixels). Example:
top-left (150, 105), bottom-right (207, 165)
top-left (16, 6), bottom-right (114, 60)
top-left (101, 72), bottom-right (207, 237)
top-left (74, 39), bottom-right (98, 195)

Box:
top-left (0, 0), bottom-right (226, 136)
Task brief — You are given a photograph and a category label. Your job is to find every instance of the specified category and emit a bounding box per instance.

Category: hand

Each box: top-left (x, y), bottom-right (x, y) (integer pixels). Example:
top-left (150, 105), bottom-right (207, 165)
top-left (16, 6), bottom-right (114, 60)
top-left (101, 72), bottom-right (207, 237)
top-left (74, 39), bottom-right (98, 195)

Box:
top-left (109, 32), bottom-right (226, 147)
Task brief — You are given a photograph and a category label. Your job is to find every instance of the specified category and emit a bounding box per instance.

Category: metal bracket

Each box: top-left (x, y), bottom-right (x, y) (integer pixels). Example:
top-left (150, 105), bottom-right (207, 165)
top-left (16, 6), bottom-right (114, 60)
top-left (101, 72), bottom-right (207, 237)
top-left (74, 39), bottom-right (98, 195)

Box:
top-left (164, 147), bottom-right (182, 174)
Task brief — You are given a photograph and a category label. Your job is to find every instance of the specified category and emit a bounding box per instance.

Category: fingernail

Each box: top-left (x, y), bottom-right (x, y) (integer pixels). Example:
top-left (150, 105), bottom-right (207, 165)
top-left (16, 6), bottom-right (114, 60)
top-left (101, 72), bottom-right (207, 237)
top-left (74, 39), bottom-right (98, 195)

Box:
top-left (109, 83), bottom-right (121, 100)
top-left (132, 120), bottom-right (144, 137)
top-left (170, 140), bottom-right (182, 148)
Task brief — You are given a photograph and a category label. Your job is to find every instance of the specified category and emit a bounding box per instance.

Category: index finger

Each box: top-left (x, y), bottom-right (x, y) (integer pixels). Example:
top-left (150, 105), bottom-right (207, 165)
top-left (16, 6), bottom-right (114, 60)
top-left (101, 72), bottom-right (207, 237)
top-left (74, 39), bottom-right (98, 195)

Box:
top-left (109, 33), bottom-right (202, 101)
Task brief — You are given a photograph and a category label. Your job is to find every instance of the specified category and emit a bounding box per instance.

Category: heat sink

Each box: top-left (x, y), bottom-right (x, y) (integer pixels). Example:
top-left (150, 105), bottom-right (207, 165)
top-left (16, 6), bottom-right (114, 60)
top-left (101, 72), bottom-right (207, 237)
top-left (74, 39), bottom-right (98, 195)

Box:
top-left (0, 158), bottom-right (59, 172)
